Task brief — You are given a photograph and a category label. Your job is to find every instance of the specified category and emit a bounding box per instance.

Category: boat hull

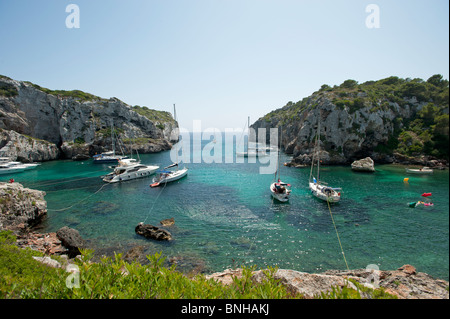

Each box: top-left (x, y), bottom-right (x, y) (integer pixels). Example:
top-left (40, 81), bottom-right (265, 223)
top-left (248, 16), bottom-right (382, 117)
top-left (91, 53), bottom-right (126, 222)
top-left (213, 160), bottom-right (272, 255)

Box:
top-left (151, 168), bottom-right (188, 186)
top-left (103, 165), bottom-right (159, 183)
top-left (405, 168), bottom-right (433, 175)
top-left (0, 167), bottom-right (27, 175)
top-left (270, 183), bottom-right (290, 202)
top-left (309, 182), bottom-right (341, 203)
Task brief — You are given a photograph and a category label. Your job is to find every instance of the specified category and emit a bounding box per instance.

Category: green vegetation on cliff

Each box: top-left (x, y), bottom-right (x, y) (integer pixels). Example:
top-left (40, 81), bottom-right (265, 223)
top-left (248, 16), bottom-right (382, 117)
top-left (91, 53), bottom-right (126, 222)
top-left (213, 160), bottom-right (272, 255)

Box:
top-left (132, 105), bottom-right (175, 125)
top-left (262, 74), bottom-right (449, 160)
top-left (24, 82), bottom-right (106, 102)
top-left (0, 79), bottom-right (18, 97)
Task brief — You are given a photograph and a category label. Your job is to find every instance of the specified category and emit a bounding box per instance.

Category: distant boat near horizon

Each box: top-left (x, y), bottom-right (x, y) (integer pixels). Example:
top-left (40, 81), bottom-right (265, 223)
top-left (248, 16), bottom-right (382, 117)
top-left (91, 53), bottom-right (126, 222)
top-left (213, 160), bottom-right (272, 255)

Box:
top-left (236, 116), bottom-right (271, 158)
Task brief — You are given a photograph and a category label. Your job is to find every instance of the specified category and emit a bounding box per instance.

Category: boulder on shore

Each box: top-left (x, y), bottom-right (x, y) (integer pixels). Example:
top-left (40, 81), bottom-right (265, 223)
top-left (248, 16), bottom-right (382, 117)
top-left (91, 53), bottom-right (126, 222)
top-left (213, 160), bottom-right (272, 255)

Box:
top-left (56, 226), bottom-right (86, 258)
top-left (351, 157), bottom-right (375, 172)
top-left (135, 222), bottom-right (172, 241)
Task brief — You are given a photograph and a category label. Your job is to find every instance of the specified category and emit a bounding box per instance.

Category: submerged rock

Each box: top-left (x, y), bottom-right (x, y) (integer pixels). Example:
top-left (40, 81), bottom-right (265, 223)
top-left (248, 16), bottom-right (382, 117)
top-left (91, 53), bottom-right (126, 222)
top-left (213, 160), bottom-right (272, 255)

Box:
top-left (351, 157), bottom-right (375, 172)
top-left (123, 245), bottom-right (146, 264)
top-left (160, 217), bottom-right (175, 226)
top-left (135, 222), bottom-right (172, 241)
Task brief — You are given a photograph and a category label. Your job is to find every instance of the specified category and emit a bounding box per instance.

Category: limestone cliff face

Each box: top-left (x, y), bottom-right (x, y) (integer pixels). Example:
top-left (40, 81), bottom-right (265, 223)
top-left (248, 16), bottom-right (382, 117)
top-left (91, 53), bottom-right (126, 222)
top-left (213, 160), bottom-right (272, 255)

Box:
top-left (253, 94), bottom-right (416, 164)
top-left (252, 77), bottom-right (449, 165)
top-left (0, 75), bottom-right (178, 161)
top-left (0, 182), bottom-right (47, 233)
top-left (0, 129), bottom-right (60, 162)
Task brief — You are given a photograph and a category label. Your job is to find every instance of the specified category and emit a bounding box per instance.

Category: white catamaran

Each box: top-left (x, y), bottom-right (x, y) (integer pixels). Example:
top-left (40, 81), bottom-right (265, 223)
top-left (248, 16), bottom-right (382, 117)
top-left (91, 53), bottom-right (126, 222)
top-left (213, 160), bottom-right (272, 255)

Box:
top-left (309, 116), bottom-right (341, 203)
top-left (150, 104), bottom-right (188, 187)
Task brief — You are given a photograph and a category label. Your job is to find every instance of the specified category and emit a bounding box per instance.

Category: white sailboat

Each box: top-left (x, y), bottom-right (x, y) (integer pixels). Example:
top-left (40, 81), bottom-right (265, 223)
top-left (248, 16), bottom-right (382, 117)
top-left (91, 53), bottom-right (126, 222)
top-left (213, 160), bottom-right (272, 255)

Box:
top-left (270, 127), bottom-right (291, 202)
top-left (236, 116), bottom-right (269, 158)
top-left (93, 121), bottom-right (128, 164)
top-left (150, 104), bottom-right (188, 187)
top-left (309, 117), bottom-right (341, 203)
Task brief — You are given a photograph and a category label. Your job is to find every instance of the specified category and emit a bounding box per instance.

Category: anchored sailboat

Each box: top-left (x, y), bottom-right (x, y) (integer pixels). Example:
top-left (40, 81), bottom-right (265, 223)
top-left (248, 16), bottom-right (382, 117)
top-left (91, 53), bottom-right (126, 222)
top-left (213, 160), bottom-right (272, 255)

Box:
top-left (150, 104), bottom-right (188, 187)
top-left (236, 116), bottom-right (269, 158)
top-left (270, 127), bottom-right (291, 202)
top-left (308, 116), bottom-right (341, 203)
top-left (93, 121), bottom-right (128, 164)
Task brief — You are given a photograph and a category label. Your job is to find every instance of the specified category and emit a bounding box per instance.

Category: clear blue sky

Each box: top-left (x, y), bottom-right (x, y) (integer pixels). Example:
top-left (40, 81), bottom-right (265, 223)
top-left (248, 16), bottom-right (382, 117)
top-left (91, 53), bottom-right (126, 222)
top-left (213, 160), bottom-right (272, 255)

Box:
top-left (0, 0), bottom-right (448, 131)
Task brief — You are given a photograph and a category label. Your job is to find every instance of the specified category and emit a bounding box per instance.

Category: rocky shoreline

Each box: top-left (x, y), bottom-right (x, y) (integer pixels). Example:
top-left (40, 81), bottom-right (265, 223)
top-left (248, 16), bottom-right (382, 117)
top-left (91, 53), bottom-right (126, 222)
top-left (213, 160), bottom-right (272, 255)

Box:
top-left (1, 181), bottom-right (448, 299)
top-left (0, 76), bottom-right (178, 162)
top-left (206, 265), bottom-right (449, 299)
top-left (285, 152), bottom-right (449, 169)
top-left (252, 76), bottom-right (449, 169)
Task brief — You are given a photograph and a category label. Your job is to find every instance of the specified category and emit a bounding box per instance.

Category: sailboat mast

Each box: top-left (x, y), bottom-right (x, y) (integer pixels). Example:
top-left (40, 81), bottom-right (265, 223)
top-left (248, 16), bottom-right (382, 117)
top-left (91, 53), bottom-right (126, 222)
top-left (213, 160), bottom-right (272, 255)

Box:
top-left (248, 116), bottom-right (250, 147)
top-left (317, 118), bottom-right (320, 182)
top-left (173, 104), bottom-right (177, 122)
top-left (277, 126), bottom-right (282, 180)
top-left (111, 121), bottom-right (115, 155)
top-left (174, 104), bottom-right (179, 170)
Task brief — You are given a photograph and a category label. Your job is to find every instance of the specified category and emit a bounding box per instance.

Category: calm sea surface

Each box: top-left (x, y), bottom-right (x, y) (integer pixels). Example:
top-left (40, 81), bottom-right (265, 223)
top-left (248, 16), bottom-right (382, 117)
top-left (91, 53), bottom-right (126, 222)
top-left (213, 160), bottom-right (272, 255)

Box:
top-left (6, 133), bottom-right (449, 280)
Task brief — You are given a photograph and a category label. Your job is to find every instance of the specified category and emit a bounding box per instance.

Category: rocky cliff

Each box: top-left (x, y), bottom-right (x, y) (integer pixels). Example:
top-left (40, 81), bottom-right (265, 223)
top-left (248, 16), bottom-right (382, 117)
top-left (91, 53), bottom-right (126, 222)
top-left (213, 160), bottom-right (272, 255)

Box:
top-left (252, 75), bottom-right (449, 166)
top-left (0, 75), bottom-right (178, 161)
top-left (0, 182), bottom-right (47, 233)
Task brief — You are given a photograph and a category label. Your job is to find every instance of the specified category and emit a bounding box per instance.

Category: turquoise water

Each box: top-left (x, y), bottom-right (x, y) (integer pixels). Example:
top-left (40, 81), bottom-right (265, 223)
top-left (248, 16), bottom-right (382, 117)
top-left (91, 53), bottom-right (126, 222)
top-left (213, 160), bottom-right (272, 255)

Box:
top-left (5, 134), bottom-right (449, 280)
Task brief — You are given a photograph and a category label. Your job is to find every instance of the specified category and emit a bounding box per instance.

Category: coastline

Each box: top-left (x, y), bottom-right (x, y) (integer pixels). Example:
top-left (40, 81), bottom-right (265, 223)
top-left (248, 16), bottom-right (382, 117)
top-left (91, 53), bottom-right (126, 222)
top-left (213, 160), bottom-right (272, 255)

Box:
top-left (1, 181), bottom-right (448, 299)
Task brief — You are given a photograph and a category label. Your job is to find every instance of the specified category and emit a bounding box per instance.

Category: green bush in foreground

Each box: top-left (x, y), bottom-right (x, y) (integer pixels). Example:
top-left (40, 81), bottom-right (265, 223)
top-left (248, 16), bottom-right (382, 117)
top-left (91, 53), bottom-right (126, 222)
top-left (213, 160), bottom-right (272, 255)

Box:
top-left (0, 231), bottom-right (396, 299)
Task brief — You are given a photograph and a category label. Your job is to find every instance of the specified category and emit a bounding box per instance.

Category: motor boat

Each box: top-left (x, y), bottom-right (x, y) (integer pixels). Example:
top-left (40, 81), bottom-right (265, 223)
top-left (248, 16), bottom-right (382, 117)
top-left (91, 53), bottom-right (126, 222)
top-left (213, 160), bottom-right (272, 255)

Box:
top-left (103, 161), bottom-right (159, 183)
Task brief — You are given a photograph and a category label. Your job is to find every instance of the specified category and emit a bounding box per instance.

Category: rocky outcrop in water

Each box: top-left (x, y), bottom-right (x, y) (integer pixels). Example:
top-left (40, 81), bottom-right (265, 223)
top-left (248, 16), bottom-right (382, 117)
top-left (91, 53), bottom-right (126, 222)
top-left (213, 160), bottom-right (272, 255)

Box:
top-left (135, 222), bottom-right (173, 241)
top-left (0, 75), bottom-right (178, 161)
top-left (351, 157), bottom-right (375, 172)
